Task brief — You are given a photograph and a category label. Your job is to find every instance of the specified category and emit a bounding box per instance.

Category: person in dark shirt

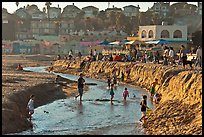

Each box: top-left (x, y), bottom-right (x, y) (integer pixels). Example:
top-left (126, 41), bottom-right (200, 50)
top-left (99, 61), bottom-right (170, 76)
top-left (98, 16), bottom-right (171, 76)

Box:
top-left (77, 73), bottom-right (85, 102)
top-left (139, 95), bottom-right (149, 123)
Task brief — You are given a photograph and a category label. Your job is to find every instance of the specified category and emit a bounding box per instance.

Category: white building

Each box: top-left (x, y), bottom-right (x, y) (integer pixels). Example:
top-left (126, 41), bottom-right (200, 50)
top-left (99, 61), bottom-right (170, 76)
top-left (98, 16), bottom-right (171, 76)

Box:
top-left (123, 5), bottom-right (140, 17)
top-left (139, 24), bottom-right (187, 42)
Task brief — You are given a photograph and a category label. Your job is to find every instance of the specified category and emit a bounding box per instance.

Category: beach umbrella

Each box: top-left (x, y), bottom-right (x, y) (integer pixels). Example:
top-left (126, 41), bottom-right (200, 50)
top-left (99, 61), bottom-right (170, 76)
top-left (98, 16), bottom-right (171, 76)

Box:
top-left (125, 40), bottom-right (135, 45)
top-left (145, 39), bottom-right (171, 44)
top-left (120, 39), bottom-right (130, 45)
top-left (109, 41), bottom-right (120, 45)
top-left (99, 41), bottom-right (110, 45)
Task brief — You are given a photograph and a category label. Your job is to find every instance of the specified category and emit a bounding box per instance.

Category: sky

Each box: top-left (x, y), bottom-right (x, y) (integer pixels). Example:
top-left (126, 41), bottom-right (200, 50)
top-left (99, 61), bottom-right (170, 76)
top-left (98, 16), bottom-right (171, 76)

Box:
top-left (2, 2), bottom-right (198, 14)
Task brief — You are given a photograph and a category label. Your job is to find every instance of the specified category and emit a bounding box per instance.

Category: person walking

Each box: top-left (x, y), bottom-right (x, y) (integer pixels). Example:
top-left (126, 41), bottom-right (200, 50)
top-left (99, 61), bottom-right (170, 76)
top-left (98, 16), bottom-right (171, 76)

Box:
top-left (139, 95), bottom-right (149, 123)
top-left (27, 94), bottom-right (35, 121)
top-left (77, 73), bottom-right (85, 102)
top-left (110, 84), bottom-right (115, 105)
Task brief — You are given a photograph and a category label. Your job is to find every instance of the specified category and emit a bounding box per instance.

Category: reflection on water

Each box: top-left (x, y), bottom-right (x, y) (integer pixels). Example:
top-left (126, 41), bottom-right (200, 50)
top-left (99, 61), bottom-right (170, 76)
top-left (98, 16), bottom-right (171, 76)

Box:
top-left (12, 66), bottom-right (154, 135)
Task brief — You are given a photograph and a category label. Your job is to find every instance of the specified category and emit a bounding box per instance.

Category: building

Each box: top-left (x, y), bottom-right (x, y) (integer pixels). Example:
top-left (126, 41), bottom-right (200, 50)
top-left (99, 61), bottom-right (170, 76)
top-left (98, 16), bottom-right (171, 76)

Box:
top-left (2, 8), bottom-right (17, 40)
top-left (123, 5), bottom-right (140, 17)
top-left (139, 24), bottom-right (187, 42)
top-left (59, 20), bottom-right (75, 35)
top-left (31, 19), bottom-right (60, 36)
top-left (105, 6), bottom-right (122, 18)
top-left (26, 4), bottom-right (40, 15)
top-left (82, 6), bottom-right (99, 18)
top-left (15, 7), bottom-right (31, 19)
top-left (31, 10), bottom-right (47, 20)
top-left (61, 3), bottom-right (81, 18)
top-left (148, 2), bottom-right (170, 18)
top-left (197, 2), bottom-right (202, 15)
top-left (48, 6), bottom-right (61, 19)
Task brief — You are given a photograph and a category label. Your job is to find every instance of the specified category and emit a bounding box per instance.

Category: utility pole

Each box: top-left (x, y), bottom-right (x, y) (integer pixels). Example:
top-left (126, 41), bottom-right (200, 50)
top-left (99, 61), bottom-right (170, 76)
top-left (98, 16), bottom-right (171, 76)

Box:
top-left (108, 2), bottom-right (110, 8)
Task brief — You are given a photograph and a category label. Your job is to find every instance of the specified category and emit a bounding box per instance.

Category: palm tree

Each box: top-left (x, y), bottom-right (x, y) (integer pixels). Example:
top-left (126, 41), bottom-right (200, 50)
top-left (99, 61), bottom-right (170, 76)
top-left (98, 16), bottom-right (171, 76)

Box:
top-left (45, 2), bottom-right (52, 18)
top-left (16, 2), bottom-right (19, 9)
top-left (45, 2), bottom-right (52, 34)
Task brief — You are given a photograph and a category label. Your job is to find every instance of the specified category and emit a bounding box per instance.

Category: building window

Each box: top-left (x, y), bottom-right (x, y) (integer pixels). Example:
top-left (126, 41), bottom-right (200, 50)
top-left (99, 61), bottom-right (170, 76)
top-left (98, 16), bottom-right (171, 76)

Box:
top-left (173, 30), bottom-right (182, 38)
top-left (161, 30), bottom-right (170, 38)
top-left (148, 30), bottom-right (154, 38)
top-left (141, 30), bottom-right (147, 38)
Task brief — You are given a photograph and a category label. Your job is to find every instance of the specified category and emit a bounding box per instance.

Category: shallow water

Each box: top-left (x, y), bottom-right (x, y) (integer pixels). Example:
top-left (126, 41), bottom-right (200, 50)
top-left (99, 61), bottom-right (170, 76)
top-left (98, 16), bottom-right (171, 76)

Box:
top-left (14, 66), bottom-right (154, 135)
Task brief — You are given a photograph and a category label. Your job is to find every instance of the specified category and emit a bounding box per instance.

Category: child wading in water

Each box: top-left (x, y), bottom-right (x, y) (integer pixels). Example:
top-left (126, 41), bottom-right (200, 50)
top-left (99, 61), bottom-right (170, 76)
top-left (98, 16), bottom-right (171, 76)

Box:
top-left (123, 87), bottom-right (129, 101)
top-left (150, 78), bottom-right (159, 97)
top-left (107, 76), bottom-right (111, 89)
top-left (110, 84), bottom-right (115, 105)
top-left (27, 94), bottom-right (35, 121)
top-left (139, 95), bottom-right (149, 123)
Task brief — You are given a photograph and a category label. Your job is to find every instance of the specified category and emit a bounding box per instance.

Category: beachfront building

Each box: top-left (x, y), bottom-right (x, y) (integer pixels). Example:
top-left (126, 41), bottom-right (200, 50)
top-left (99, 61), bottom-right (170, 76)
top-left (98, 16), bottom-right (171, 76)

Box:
top-left (82, 6), bottom-right (99, 18)
top-left (123, 5), bottom-right (140, 17)
top-left (139, 24), bottom-right (188, 50)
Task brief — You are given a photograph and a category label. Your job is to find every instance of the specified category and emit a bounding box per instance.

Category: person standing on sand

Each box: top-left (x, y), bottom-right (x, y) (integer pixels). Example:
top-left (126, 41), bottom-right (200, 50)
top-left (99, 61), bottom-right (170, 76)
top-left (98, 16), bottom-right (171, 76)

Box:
top-left (179, 45), bottom-right (188, 69)
top-left (27, 94), bottom-right (35, 121)
top-left (139, 95), bottom-right (149, 123)
top-left (77, 73), bottom-right (85, 102)
top-left (110, 84), bottom-right (115, 105)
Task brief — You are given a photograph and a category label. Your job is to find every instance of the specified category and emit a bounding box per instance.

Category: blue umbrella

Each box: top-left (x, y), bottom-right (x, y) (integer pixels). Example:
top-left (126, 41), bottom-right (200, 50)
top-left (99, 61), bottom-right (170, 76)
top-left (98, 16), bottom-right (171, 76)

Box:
top-left (99, 41), bottom-right (110, 45)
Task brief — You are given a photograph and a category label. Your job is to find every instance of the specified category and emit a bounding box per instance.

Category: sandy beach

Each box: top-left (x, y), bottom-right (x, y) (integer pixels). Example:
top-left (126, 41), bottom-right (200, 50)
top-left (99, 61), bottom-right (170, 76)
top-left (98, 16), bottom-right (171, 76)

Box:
top-left (2, 55), bottom-right (81, 134)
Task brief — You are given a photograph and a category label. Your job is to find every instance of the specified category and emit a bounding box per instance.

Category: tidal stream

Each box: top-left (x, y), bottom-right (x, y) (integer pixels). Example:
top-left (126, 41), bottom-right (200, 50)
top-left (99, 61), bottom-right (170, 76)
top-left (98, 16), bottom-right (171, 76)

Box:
top-left (14, 66), bottom-right (154, 135)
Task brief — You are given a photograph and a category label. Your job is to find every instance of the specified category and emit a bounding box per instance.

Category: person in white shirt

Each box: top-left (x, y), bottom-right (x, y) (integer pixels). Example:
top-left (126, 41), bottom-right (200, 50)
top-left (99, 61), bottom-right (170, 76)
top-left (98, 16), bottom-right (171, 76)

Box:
top-left (27, 95), bottom-right (35, 121)
top-left (168, 47), bottom-right (174, 65)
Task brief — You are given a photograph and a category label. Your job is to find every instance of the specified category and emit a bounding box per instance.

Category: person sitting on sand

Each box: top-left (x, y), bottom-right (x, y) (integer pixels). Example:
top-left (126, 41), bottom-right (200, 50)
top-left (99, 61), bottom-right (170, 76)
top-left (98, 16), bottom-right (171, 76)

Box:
top-left (110, 84), bottom-right (115, 105)
top-left (153, 93), bottom-right (162, 104)
top-left (123, 87), bottom-right (129, 101)
top-left (27, 94), bottom-right (35, 121)
top-left (16, 64), bottom-right (23, 70)
top-left (55, 75), bottom-right (60, 84)
top-left (150, 78), bottom-right (159, 97)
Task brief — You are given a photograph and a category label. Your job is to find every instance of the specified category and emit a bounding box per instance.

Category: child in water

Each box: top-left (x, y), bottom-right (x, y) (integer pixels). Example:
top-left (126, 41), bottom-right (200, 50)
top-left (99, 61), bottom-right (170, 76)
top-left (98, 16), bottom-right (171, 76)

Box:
top-left (110, 84), bottom-right (115, 105)
top-left (150, 78), bottom-right (159, 97)
top-left (107, 77), bottom-right (111, 89)
top-left (123, 87), bottom-right (129, 101)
